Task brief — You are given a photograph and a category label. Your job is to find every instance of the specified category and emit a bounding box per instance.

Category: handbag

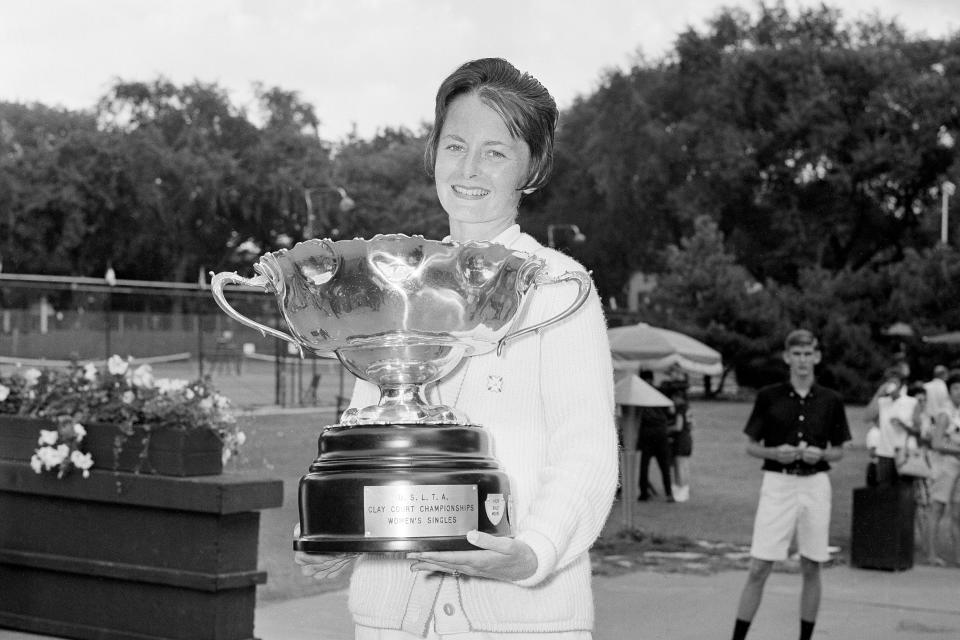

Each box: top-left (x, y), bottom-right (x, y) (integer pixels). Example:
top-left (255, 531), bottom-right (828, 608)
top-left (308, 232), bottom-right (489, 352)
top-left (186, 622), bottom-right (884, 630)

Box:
top-left (896, 437), bottom-right (934, 479)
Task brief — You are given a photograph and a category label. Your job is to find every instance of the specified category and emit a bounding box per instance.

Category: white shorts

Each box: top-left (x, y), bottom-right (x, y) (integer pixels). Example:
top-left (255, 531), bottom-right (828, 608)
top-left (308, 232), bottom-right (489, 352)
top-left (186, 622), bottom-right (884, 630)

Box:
top-left (750, 471), bottom-right (832, 562)
top-left (930, 454), bottom-right (960, 504)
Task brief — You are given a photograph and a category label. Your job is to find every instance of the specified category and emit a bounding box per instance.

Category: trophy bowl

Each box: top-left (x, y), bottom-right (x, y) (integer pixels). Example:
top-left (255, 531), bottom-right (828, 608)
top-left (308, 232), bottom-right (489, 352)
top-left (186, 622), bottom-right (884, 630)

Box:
top-left (210, 234), bottom-right (590, 551)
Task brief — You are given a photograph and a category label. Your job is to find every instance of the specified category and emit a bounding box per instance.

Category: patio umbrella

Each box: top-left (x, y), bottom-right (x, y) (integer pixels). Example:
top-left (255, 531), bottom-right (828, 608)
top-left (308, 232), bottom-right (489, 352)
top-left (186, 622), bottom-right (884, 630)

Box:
top-left (614, 374), bottom-right (674, 408)
top-left (614, 373), bottom-right (672, 525)
top-left (608, 322), bottom-right (723, 376)
top-left (922, 331), bottom-right (960, 344)
top-left (882, 322), bottom-right (914, 338)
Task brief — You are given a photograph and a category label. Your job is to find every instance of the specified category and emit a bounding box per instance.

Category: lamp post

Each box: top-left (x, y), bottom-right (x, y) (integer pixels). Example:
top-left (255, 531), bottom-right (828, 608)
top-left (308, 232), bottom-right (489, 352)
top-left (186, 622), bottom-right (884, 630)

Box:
top-left (304, 186), bottom-right (356, 239)
top-left (546, 223), bottom-right (586, 249)
top-left (941, 180), bottom-right (956, 245)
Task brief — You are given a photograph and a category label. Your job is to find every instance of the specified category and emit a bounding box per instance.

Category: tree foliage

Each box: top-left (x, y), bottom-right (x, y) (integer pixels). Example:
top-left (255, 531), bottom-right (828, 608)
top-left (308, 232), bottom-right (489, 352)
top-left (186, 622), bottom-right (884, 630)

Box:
top-left (540, 2), bottom-right (960, 300)
top-left (334, 127), bottom-right (445, 239)
top-left (648, 215), bottom-right (788, 391)
top-left (2, 3), bottom-right (960, 399)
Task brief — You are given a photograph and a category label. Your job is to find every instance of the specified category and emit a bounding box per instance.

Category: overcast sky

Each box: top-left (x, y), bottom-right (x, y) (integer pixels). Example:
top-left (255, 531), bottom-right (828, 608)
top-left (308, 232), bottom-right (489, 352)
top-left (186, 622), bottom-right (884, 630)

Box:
top-left (2, 0), bottom-right (957, 141)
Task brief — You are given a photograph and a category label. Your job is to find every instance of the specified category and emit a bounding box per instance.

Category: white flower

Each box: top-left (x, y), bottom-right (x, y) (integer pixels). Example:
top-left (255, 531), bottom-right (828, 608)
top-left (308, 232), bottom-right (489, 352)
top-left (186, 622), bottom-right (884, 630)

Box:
top-left (30, 454), bottom-right (43, 474)
top-left (22, 368), bottom-right (41, 387)
top-left (107, 355), bottom-right (129, 376)
top-left (83, 363), bottom-right (98, 382)
top-left (215, 394), bottom-right (231, 410)
top-left (122, 390), bottom-right (136, 404)
top-left (937, 125), bottom-right (955, 150)
top-left (70, 450), bottom-right (94, 471)
top-left (185, 389), bottom-right (195, 401)
top-left (156, 378), bottom-right (188, 394)
top-left (73, 423), bottom-right (86, 441)
top-left (131, 364), bottom-right (154, 388)
top-left (37, 445), bottom-right (67, 469)
top-left (235, 431), bottom-right (246, 446)
top-left (199, 397), bottom-right (214, 411)
top-left (222, 448), bottom-right (233, 464)
top-left (38, 429), bottom-right (59, 446)
top-left (0, 383), bottom-right (9, 402)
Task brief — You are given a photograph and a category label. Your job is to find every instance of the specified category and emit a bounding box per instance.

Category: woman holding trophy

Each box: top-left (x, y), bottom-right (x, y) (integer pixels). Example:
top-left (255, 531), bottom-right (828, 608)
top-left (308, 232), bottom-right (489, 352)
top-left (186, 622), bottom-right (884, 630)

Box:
top-left (296, 57), bottom-right (619, 639)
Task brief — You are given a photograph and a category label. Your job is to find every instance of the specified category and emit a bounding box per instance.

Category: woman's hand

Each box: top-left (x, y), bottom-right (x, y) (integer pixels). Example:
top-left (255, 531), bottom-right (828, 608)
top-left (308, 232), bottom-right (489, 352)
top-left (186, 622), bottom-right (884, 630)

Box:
top-left (293, 524), bottom-right (359, 581)
top-left (407, 530), bottom-right (537, 582)
top-left (295, 551), bottom-right (358, 580)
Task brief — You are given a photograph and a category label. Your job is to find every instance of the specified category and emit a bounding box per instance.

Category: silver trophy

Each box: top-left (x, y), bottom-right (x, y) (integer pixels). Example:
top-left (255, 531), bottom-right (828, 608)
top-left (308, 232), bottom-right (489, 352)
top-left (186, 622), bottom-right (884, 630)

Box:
top-left (210, 234), bottom-right (590, 551)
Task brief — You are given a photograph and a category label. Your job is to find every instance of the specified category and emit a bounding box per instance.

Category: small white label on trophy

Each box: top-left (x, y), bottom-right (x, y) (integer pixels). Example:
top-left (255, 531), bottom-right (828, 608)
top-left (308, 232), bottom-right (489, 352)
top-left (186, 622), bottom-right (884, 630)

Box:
top-left (364, 484), bottom-right (479, 538)
top-left (485, 493), bottom-right (505, 525)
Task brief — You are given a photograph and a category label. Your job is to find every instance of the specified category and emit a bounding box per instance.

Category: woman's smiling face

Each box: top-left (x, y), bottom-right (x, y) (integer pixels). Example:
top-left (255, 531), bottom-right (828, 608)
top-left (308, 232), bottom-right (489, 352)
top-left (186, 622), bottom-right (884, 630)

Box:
top-left (434, 93), bottom-right (531, 240)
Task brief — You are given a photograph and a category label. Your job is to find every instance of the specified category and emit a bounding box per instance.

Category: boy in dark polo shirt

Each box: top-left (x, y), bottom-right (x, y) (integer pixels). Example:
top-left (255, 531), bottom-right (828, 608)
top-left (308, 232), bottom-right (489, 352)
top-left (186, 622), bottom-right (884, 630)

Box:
top-left (731, 329), bottom-right (851, 640)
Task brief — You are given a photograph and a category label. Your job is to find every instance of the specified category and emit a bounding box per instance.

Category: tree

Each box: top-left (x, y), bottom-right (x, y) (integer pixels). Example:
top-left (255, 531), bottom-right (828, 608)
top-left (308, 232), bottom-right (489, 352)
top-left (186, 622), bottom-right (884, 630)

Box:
top-left (545, 2), bottom-right (960, 298)
top-left (334, 127), bottom-right (445, 239)
top-left (648, 216), bottom-right (788, 393)
top-left (93, 79), bottom-right (257, 281)
top-left (231, 84), bottom-right (335, 256)
top-left (94, 79), bottom-right (341, 280)
top-left (0, 101), bottom-right (134, 275)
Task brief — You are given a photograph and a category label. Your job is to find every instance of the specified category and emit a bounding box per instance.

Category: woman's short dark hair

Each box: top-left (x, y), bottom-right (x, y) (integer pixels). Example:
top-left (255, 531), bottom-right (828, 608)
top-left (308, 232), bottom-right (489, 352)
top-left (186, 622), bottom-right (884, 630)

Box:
top-left (424, 58), bottom-right (559, 192)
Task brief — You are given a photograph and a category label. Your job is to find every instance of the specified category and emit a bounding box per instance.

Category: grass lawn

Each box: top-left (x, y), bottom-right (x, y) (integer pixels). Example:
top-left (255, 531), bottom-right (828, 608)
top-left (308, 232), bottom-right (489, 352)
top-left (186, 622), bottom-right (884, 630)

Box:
top-left (606, 400), bottom-right (870, 546)
top-left (237, 399), bottom-right (872, 604)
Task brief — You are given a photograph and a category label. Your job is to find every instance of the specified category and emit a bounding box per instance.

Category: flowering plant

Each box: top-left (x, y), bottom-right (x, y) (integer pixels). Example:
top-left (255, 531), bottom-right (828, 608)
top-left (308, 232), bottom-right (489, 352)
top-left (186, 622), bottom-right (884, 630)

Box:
top-left (30, 416), bottom-right (95, 478)
top-left (0, 355), bottom-right (245, 478)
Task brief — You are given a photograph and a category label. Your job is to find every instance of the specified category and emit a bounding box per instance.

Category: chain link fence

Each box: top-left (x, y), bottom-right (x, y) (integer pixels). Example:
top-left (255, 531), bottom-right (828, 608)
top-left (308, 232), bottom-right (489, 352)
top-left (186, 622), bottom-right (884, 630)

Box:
top-left (0, 274), bottom-right (355, 411)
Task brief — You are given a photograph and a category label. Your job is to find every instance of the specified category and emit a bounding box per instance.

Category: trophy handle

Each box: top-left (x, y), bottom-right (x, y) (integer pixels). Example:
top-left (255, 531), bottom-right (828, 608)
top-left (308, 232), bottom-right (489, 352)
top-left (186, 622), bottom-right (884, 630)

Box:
top-left (496, 270), bottom-right (591, 356)
top-left (209, 271), bottom-right (303, 355)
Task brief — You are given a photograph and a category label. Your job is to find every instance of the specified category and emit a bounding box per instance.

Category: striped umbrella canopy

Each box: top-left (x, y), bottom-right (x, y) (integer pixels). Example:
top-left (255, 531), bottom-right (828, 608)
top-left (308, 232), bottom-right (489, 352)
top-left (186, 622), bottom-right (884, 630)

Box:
top-left (922, 331), bottom-right (960, 344)
top-left (608, 322), bottom-right (723, 376)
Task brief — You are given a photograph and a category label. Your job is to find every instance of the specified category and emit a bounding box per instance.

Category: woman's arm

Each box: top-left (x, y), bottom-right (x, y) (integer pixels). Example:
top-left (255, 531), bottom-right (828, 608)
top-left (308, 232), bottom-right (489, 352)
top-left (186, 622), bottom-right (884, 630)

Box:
top-left (408, 266), bottom-right (618, 585)
top-left (511, 272), bottom-right (619, 586)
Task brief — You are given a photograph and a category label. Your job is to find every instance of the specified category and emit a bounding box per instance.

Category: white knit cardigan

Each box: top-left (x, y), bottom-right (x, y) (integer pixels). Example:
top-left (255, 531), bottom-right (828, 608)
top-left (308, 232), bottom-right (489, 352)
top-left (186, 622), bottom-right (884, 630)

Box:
top-left (345, 225), bottom-right (619, 635)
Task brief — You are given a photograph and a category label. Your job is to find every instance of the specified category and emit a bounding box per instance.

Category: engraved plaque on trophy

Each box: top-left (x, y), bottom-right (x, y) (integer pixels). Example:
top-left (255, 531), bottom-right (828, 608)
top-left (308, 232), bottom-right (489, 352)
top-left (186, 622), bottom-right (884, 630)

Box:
top-left (210, 234), bottom-right (590, 551)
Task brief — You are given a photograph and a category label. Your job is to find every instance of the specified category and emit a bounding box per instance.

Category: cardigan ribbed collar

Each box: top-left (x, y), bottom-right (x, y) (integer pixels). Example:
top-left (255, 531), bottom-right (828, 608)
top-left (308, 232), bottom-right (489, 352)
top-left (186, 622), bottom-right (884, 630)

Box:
top-left (443, 223), bottom-right (524, 249)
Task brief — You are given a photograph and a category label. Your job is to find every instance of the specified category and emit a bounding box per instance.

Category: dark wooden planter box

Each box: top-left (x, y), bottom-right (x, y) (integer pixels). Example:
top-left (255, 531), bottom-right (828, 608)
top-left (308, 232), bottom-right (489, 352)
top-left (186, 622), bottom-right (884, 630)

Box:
top-left (0, 415), bottom-right (223, 476)
top-left (0, 460), bottom-right (283, 640)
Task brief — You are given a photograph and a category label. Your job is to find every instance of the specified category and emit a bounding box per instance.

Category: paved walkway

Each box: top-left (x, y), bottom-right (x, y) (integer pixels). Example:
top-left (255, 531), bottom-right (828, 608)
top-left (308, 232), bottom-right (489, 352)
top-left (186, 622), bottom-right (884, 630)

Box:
top-left (249, 563), bottom-right (960, 639)
top-left (2, 563), bottom-right (957, 639)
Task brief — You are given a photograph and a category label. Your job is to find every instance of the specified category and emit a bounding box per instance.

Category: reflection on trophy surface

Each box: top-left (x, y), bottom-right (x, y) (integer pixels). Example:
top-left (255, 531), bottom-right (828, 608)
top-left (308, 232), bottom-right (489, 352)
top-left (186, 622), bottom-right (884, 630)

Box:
top-left (211, 234), bottom-right (590, 551)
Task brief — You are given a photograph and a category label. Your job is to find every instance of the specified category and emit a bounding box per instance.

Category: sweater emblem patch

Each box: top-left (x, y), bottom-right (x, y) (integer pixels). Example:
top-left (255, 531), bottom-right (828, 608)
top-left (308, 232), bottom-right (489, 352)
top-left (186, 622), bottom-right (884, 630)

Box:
top-left (486, 375), bottom-right (503, 393)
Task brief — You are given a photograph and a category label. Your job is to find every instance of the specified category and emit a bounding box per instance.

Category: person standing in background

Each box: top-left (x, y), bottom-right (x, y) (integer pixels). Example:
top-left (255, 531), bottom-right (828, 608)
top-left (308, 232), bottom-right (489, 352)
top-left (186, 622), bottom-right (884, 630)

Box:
top-left (864, 368), bottom-right (917, 486)
top-left (659, 365), bottom-right (692, 502)
top-left (923, 365), bottom-right (950, 422)
top-left (731, 329), bottom-right (850, 640)
top-left (637, 370), bottom-right (674, 502)
top-left (907, 384), bottom-right (934, 562)
top-left (927, 371), bottom-right (960, 566)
